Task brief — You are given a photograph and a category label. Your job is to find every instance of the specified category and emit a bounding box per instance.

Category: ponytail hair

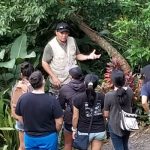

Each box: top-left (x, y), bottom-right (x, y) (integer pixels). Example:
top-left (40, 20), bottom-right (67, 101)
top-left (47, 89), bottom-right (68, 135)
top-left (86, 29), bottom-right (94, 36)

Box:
top-left (111, 70), bottom-right (128, 106)
top-left (84, 74), bottom-right (98, 107)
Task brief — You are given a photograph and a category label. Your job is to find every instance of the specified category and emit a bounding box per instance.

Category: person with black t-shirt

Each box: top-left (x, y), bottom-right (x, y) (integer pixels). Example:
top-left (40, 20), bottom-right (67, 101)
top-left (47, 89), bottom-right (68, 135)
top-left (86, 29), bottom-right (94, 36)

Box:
top-left (15, 71), bottom-right (63, 150)
top-left (72, 74), bottom-right (106, 150)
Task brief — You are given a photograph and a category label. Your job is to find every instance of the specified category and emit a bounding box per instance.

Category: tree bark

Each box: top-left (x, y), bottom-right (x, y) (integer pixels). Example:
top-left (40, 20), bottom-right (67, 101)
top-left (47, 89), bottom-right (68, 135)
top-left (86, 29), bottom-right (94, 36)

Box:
top-left (71, 14), bottom-right (131, 73)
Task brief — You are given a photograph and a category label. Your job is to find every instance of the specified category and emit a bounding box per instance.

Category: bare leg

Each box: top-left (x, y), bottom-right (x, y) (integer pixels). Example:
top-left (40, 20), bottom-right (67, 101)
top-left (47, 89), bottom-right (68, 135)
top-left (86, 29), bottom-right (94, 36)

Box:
top-left (18, 131), bottom-right (25, 150)
top-left (64, 131), bottom-right (73, 150)
top-left (91, 139), bottom-right (103, 150)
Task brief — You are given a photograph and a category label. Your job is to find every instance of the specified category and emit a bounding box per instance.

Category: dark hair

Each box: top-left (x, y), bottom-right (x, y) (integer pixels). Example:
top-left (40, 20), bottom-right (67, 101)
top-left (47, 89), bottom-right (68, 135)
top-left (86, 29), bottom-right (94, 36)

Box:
top-left (140, 64), bottom-right (150, 83)
top-left (21, 62), bottom-right (34, 79)
top-left (111, 70), bottom-right (128, 106)
top-left (29, 70), bottom-right (43, 89)
top-left (84, 74), bottom-right (98, 107)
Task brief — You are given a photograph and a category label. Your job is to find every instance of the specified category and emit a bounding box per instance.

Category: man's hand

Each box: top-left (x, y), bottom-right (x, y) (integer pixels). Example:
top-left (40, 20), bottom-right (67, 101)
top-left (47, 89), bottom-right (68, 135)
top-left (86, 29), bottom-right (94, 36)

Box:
top-left (88, 49), bottom-right (101, 60)
top-left (51, 75), bottom-right (61, 87)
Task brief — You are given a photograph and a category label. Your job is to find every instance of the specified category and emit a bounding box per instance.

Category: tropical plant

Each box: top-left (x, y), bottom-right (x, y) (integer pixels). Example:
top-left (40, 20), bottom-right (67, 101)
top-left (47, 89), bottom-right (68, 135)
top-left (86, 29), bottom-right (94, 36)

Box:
top-left (0, 34), bottom-right (36, 149)
top-left (100, 58), bottom-right (149, 125)
top-left (0, 90), bottom-right (19, 150)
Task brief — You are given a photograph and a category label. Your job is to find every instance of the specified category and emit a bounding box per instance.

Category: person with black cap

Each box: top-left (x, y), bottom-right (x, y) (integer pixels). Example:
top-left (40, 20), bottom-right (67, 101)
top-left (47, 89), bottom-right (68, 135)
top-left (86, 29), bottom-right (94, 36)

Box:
top-left (140, 64), bottom-right (150, 121)
top-left (42, 22), bottom-right (101, 94)
top-left (59, 65), bottom-right (85, 150)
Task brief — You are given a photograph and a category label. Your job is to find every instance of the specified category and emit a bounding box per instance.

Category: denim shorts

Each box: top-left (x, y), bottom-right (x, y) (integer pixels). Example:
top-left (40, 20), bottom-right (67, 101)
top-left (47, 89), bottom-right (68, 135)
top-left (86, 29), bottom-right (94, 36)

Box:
top-left (15, 121), bottom-right (24, 131)
top-left (78, 131), bottom-right (106, 142)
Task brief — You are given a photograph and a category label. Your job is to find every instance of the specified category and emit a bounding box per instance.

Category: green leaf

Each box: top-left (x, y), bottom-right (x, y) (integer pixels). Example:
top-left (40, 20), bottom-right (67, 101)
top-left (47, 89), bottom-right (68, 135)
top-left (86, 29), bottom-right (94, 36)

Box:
top-left (10, 34), bottom-right (27, 59)
top-left (10, 34), bottom-right (36, 59)
top-left (23, 51), bottom-right (36, 58)
top-left (2, 145), bottom-right (8, 150)
top-left (0, 127), bottom-right (15, 130)
top-left (0, 59), bottom-right (15, 69)
top-left (0, 50), bottom-right (5, 60)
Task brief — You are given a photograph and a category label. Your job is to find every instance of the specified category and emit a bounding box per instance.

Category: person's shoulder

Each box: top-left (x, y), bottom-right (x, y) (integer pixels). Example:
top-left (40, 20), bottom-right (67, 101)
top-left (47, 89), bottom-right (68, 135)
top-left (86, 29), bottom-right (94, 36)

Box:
top-left (68, 36), bottom-right (75, 41)
top-left (105, 90), bottom-right (115, 96)
top-left (126, 86), bottom-right (133, 94)
top-left (144, 81), bottom-right (150, 88)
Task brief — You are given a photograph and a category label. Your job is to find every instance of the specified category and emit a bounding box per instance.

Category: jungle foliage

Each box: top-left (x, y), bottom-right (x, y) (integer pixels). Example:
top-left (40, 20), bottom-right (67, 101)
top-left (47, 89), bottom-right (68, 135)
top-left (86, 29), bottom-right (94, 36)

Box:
top-left (0, 0), bottom-right (150, 149)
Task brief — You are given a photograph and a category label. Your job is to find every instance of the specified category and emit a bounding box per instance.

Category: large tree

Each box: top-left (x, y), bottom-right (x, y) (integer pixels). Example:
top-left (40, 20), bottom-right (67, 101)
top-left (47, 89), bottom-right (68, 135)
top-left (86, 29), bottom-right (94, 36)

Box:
top-left (0, 0), bottom-right (150, 71)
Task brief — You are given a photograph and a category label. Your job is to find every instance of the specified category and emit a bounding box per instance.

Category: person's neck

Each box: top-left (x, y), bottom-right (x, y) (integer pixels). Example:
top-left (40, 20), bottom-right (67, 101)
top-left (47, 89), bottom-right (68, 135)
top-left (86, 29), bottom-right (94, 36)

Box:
top-left (56, 37), bottom-right (67, 45)
top-left (32, 87), bottom-right (45, 94)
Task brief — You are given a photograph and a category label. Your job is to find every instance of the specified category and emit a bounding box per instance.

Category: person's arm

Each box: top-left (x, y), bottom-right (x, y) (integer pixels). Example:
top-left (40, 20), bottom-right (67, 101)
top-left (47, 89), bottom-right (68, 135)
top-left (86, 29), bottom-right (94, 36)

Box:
top-left (72, 106), bottom-right (79, 139)
top-left (58, 87), bottom-right (67, 110)
top-left (76, 49), bottom-right (101, 61)
top-left (42, 60), bottom-right (61, 87)
top-left (15, 97), bottom-right (23, 123)
top-left (141, 95), bottom-right (149, 113)
top-left (53, 98), bottom-right (64, 132)
top-left (55, 117), bottom-right (63, 132)
top-left (104, 111), bottom-right (109, 118)
top-left (103, 93), bottom-right (110, 119)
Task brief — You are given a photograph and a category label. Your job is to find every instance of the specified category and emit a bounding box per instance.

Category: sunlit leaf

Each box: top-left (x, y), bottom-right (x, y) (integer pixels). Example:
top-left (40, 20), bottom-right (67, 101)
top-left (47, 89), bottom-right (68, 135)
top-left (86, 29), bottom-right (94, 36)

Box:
top-left (0, 59), bottom-right (15, 69)
top-left (0, 49), bottom-right (5, 59)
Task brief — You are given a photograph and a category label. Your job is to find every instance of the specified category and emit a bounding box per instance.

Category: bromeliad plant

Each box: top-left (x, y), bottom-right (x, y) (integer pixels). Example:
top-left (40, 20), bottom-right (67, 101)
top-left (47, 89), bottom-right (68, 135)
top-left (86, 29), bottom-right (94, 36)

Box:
top-left (100, 58), bottom-right (149, 124)
top-left (102, 58), bottom-right (139, 99)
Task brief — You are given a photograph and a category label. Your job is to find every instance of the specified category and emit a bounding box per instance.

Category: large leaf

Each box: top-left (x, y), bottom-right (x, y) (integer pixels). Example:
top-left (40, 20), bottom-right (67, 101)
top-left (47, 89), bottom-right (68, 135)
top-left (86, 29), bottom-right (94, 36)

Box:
top-left (10, 34), bottom-right (36, 59)
top-left (0, 50), bottom-right (5, 60)
top-left (0, 49), bottom-right (5, 59)
top-left (0, 59), bottom-right (15, 69)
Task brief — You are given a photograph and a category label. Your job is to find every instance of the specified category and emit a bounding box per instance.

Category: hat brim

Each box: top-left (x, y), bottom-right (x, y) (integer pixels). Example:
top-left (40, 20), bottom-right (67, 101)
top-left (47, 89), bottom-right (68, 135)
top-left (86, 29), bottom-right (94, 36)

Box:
top-left (57, 29), bottom-right (70, 33)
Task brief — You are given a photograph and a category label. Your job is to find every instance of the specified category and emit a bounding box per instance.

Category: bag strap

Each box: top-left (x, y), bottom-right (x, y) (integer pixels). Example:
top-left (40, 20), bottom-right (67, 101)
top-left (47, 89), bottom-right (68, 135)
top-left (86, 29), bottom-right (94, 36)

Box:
top-left (87, 93), bottom-right (98, 134)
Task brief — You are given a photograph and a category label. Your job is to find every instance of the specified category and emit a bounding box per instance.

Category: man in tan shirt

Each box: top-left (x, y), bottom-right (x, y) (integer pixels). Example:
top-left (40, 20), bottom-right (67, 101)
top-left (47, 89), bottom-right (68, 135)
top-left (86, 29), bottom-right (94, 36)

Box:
top-left (42, 22), bottom-right (101, 93)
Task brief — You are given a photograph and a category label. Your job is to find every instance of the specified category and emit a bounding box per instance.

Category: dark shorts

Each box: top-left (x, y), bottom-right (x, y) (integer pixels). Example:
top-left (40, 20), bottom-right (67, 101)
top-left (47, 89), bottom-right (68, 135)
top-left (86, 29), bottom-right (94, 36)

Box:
top-left (64, 123), bottom-right (72, 133)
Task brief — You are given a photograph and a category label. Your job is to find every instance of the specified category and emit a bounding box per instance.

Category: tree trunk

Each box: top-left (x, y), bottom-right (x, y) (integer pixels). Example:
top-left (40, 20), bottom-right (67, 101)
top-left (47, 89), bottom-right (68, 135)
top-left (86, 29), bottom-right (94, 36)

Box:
top-left (71, 14), bottom-right (131, 73)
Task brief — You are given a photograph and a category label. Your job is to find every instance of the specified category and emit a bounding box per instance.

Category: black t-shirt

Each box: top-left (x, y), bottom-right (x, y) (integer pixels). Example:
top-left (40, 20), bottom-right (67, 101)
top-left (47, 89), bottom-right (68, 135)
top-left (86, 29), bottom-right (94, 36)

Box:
top-left (16, 93), bottom-right (63, 136)
top-left (73, 92), bottom-right (105, 133)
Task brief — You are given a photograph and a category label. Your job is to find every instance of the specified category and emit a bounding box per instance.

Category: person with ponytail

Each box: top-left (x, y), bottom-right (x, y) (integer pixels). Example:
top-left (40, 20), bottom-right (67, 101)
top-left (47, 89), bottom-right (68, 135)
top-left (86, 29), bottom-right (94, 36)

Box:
top-left (72, 74), bottom-right (106, 150)
top-left (104, 70), bottom-right (134, 150)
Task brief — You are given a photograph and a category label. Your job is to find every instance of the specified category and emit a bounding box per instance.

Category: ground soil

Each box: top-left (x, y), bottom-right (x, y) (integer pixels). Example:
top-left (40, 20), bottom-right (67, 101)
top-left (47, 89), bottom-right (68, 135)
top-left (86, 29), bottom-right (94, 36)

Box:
top-left (103, 126), bottom-right (150, 150)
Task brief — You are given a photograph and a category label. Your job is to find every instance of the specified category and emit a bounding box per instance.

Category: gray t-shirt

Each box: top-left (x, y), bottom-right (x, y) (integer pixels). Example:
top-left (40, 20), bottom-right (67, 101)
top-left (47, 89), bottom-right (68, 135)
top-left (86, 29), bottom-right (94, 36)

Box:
top-left (104, 87), bottom-right (133, 136)
top-left (42, 36), bottom-right (80, 64)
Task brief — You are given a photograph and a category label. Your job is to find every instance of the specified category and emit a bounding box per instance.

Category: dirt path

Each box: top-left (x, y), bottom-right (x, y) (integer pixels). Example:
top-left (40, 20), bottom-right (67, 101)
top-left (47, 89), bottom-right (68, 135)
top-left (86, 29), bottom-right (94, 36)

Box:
top-left (103, 126), bottom-right (150, 150)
